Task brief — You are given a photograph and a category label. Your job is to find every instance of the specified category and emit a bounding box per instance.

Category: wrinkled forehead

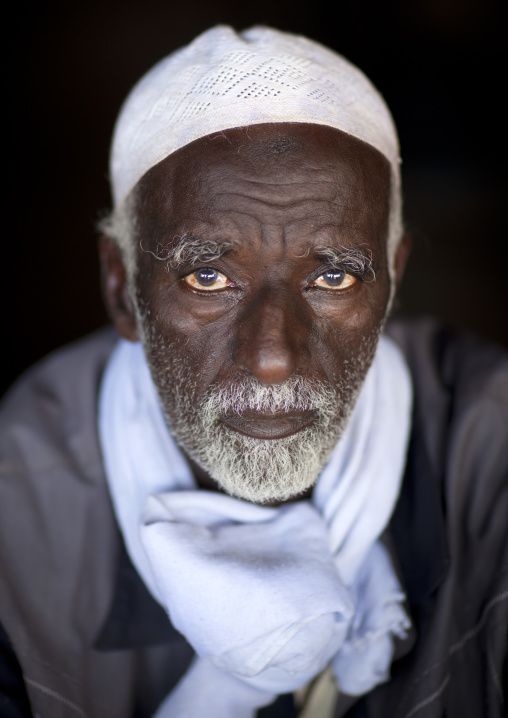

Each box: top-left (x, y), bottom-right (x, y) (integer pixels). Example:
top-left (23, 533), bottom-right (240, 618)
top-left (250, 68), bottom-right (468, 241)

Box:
top-left (134, 123), bottom-right (391, 249)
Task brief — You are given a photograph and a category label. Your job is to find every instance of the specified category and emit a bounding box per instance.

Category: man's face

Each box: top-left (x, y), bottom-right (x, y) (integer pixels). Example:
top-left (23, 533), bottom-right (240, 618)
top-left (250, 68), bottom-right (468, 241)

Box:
top-left (114, 123), bottom-right (392, 503)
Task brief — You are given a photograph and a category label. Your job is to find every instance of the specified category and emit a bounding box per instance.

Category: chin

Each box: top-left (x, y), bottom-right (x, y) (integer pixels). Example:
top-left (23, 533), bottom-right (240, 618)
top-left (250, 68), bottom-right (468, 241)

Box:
top-left (188, 421), bottom-right (344, 504)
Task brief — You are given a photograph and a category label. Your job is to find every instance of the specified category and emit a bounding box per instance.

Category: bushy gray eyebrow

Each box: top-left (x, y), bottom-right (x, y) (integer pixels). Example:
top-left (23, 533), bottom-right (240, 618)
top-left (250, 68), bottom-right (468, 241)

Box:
top-left (141, 235), bottom-right (376, 281)
top-left (140, 234), bottom-right (235, 270)
top-left (312, 245), bottom-right (376, 281)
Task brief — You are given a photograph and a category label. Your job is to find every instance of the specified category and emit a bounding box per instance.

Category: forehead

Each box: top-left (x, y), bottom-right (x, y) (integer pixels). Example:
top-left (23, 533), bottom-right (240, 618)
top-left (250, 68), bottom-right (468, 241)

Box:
top-left (135, 123), bottom-right (391, 253)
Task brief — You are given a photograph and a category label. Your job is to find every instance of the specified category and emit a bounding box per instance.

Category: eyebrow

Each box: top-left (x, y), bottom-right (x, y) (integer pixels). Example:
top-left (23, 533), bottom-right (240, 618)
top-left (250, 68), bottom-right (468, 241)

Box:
top-left (140, 234), bottom-right (236, 270)
top-left (312, 245), bottom-right (376, 280)
top-left (141, 235), bottom-right (376, 280)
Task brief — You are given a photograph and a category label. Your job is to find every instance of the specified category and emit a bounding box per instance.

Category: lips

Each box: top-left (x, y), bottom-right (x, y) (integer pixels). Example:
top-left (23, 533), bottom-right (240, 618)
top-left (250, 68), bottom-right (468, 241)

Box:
top-left (221, 410), bottom-right (317, 439)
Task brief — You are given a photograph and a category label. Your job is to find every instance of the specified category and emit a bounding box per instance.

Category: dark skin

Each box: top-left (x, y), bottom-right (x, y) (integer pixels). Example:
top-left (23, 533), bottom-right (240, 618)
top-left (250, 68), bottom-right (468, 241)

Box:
top-left (100, 123), bottom-right (410, 500)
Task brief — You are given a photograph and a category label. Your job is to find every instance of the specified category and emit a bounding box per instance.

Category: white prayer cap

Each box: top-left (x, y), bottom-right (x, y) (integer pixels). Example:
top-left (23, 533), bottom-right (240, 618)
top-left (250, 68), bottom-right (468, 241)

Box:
top-left (110, 25), bottom-right (400, 207)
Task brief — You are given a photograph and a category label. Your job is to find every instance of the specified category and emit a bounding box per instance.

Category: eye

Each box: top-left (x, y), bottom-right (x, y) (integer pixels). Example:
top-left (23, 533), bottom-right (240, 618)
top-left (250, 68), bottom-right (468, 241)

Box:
top-left (312, 269), bottom-right (357, 290)
top-left (183, 267), bottom-right (232, 291)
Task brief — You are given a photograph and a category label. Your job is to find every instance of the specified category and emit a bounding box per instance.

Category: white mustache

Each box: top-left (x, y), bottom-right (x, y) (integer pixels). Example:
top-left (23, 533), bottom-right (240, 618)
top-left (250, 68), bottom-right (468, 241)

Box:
top-left (201, 375), bottom-right (337, 419)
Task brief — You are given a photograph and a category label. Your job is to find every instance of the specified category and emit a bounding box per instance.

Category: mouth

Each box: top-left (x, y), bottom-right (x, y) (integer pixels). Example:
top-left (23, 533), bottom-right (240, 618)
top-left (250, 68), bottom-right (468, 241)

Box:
top-left (220, 410), bottom-right (317, 439)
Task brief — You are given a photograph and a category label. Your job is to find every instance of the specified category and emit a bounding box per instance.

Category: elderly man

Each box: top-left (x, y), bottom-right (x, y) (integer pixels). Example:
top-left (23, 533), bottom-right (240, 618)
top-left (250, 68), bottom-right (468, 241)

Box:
top-left (0, 25), bottom-right (507, 718)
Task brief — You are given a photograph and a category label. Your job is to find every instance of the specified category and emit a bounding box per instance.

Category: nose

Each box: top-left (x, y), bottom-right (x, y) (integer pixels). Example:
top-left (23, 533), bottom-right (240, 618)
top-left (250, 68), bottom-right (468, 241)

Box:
top-left (233, 287), bottom-right (308, 385)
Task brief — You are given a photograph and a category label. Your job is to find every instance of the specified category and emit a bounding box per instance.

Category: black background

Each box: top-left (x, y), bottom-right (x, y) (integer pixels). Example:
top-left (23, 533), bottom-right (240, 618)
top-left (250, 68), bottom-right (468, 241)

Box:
top-left (4, 0), bottom-right (507, 396)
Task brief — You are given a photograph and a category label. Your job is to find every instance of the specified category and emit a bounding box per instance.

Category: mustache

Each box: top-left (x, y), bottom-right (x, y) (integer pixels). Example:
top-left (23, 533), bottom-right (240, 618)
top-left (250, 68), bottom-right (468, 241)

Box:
top-left (200, 374), bottom-right (337, 417)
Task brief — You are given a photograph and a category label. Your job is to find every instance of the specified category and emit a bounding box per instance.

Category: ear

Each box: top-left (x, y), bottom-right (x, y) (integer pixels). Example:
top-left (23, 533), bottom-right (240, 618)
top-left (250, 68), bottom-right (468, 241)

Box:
top-left (99, 235), bottom-right (139, 342)
top-left (393, 232), bottom-right (412, 291)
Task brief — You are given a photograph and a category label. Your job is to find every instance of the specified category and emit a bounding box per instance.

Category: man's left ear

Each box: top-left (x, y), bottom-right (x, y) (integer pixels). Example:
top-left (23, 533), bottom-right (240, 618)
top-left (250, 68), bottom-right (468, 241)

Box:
top-left (393, 232), bottom-right (412, 291)
top-left (99, 235), bottom-right (139, 342)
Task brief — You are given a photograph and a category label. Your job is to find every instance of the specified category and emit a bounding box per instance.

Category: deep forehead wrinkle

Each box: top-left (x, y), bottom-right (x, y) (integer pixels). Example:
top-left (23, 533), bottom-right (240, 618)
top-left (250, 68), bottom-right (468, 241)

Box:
top-left (213, 172), bottom-right (348, 205)
top-left (210, 175), bottom-right (377, 226)
top-left (214, 190), bottom-right (336, 213)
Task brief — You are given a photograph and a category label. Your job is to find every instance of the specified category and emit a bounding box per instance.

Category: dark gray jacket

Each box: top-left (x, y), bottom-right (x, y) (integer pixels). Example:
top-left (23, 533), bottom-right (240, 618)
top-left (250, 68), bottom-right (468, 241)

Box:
top-left (0, 320), bottom-right (507, 717)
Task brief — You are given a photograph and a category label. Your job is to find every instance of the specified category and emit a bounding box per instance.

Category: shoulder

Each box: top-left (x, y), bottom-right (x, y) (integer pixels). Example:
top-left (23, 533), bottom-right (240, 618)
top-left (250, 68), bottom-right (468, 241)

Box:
top-left (387, 317), bottom-right (508, 470)
top-left (0, 326), bottom-right (121, 623)
top-left (388, 316), bottom-right (508, 517)
top-left (0, 329), bottom-right (126, 713)
top-left (0, 326), bottom-right (118, 479)
top-left (387, 316), bottom-right (508, 402)
top-left (387, 317), bottom-right (508, 465)
top-left (0, 326), bottom-right (121, 598)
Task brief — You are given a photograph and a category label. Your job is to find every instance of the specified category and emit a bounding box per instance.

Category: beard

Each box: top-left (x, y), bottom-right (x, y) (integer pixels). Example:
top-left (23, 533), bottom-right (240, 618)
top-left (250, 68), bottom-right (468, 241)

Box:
top-left (136, 308), bottom-right (380, 504)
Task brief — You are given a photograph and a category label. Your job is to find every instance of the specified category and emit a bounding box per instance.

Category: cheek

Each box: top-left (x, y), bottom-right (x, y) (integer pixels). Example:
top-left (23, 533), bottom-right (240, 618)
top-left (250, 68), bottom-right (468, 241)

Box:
top-left (309, 283), bottom-right (389, 361)
top-left (137, 285), bottom-right (240, 392)
top-left (307, 289), bottom-right (390, 391)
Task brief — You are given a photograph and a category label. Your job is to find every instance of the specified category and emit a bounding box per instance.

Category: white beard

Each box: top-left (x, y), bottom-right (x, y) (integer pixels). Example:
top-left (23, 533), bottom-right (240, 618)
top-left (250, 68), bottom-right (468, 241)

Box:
top-left (171, 375), bottom-right (348, 503)
top-left (137, 304), bottom-right (380, 503)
